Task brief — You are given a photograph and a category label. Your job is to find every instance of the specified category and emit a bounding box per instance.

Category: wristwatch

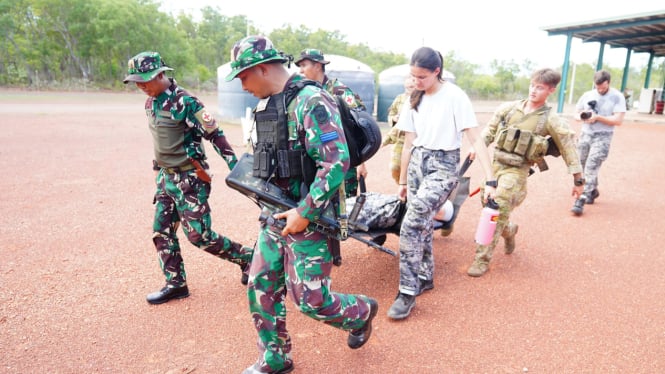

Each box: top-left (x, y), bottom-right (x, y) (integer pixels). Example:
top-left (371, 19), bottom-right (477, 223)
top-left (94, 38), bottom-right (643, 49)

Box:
top-left (574, 178), bottom-right (585, 186)
top-left (485, 180), bottom-right (498, 188)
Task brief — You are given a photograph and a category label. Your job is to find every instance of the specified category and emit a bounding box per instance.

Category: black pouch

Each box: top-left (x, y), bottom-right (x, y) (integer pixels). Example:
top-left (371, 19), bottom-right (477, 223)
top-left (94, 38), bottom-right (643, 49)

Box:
top-left (546, 137), bottom-right (561, 157)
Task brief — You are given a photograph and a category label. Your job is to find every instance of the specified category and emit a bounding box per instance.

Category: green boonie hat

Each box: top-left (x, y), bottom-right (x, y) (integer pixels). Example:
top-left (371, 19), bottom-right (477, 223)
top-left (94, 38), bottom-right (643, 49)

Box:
top-left (123, 51), bottom-right (173, 84)
top-left (294, 48), bottom-right (330, 67)
top-left (225, 35), bottom-right (288, 81)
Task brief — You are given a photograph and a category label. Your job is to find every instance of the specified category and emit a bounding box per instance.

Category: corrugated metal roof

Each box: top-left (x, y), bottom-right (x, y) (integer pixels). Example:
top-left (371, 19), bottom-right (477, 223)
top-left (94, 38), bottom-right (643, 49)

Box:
top-left (542, 10), bottom-right (665, 58)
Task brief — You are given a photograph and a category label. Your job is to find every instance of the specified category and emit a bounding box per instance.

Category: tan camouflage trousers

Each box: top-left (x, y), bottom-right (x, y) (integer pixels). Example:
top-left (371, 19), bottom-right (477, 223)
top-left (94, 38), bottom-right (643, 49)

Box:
top-left (473, 163), bottom-right (530, 264)
top-left (389, 131), bottom-right (405, 184)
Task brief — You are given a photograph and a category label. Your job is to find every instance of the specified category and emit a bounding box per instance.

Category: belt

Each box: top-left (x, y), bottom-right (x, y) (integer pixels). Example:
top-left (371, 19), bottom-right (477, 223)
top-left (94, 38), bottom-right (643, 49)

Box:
top-left (161, 163), bottom-right (196, 174)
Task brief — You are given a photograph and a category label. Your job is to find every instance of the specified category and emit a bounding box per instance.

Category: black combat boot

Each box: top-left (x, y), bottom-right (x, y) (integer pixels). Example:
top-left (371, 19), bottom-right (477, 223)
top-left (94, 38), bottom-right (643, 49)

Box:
top-left (571, 197), bottom-right (585, 216)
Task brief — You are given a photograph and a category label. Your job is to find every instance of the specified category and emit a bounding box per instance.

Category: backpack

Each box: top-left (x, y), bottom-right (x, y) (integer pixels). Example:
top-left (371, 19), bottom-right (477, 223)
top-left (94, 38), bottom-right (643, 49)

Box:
top-left (333, 95), bottom-right (382, 167)
top-left (284, 79), bottom-right (382, 168)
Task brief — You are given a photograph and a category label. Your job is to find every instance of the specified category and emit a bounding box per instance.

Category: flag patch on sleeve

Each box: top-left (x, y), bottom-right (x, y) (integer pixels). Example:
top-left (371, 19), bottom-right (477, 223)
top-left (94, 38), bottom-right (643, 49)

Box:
top-left (320, 131), bottom-right (339, 143)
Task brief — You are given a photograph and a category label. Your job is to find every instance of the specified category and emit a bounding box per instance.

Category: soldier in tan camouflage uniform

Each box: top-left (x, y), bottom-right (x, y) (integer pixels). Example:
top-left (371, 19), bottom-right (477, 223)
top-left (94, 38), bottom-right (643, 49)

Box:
top-left (467, 68), bottom-right (585, 277)
top-left (383, 77), bottom-right (416, 184)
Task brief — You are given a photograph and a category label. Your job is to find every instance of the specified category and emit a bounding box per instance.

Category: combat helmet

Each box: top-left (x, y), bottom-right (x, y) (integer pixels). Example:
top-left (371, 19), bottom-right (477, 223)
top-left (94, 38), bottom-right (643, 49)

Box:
top-left (225, 35), bottom-right (289, 81)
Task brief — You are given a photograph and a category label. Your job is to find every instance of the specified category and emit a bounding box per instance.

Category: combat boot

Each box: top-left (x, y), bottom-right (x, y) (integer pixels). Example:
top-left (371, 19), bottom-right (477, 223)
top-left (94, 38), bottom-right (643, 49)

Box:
top-left (416, 278), bottom-right (434, 296)
top-left (571, 197), bottom-right (585, 216)
top-left (387, 292), bottom-right (416, 320)
top-left (146, 285), bottom-right (189, 305)
top-left (502, 223), bottom-right (519, 254)
top-left (467, 260), bottom-right (489, 277)
top-left (585, 189), bottom-right (600, 205)
top-left (438, 220), bottom-right (454, 237)
top-left (242, 360), bottom-right (294, 374)
top-left (348, 298), bottom-right (378, 349)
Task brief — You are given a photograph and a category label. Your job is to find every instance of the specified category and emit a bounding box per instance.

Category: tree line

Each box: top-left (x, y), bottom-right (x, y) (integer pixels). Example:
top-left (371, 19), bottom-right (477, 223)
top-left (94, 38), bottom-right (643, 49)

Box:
top-left (1, 0), bottom-right (663, 103)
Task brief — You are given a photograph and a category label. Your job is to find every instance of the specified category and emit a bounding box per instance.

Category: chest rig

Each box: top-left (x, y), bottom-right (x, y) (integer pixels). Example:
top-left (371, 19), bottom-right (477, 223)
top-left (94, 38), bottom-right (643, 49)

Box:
top-left (493, 103), bottom-right (553, 171)
top-left (252, 80), bottom-right (319, 182)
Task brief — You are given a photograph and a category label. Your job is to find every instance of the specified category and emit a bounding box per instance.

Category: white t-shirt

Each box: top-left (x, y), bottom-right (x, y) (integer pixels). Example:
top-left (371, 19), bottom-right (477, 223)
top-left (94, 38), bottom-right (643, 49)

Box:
top-left (395, 82), bottom-right (477, 151)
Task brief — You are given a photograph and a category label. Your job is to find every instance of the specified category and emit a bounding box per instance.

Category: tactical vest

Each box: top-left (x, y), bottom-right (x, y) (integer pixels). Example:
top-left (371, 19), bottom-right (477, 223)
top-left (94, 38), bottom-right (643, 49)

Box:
top-left (149, 108), bottom-right (189, 168)
top-left (252, 80), bottom-right (319, 182)
top-left (493, 104), bottom-right (552, 170)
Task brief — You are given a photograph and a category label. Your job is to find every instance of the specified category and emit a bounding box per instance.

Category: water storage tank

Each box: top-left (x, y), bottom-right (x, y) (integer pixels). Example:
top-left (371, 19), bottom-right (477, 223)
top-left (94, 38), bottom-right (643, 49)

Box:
top-left (377, 64), bottom-right (455, 122)
top-left (216, 62), bottom-right (258, 124)
top-left (325, 54), bottom-right (375, 116)
top-left (217, 56), bottom-right (375, 123)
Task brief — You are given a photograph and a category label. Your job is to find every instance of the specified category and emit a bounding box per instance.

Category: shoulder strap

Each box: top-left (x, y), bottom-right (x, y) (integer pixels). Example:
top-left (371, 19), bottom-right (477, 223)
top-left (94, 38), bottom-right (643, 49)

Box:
top-left (284, 78), bottom-right (321, 141)
top-left (534, 106), bottom-right (551, 135)
top-left (284, 79), bottom-right (321, 107)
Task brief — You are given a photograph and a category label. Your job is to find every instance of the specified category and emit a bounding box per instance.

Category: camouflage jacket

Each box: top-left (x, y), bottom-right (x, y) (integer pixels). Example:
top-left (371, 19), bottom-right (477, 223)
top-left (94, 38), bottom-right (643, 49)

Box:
top-left (322, 76), bottom-right (366, 110)
top-left (146, 78), bottom-right (237, 169)
top-left (283, 74), bottom-right (350, 222)
top-left (482, 100), bottom-right (582, 174)
top-left (388, 92), bottom-right (409, 126)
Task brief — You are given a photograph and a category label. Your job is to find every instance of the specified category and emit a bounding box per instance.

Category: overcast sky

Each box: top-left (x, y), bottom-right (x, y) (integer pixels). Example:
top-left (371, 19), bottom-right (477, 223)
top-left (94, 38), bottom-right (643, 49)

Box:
top-left (160, 0), bottom-right (663, 70)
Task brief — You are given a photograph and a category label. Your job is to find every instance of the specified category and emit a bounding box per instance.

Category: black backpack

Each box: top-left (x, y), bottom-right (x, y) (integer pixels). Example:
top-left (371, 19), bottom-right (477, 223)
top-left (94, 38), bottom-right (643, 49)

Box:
top-left (332, 95), bottom-right (382, 167)
top-left (285, 79), bottom-right (382, 167)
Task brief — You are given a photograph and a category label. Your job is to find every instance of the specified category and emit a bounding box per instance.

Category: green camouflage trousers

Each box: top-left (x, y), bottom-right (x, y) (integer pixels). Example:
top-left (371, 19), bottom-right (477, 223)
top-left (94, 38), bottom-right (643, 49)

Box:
top-left (399, 147), bottom-right (459, 295)
top-left (152, 169), bottom-right (252, 287)
top-left (474, 163), bottom-right (530, 264)
top-left (577, 131), bottom-right (613, 196)
top-left (247, 215), bottom-right (374, 371)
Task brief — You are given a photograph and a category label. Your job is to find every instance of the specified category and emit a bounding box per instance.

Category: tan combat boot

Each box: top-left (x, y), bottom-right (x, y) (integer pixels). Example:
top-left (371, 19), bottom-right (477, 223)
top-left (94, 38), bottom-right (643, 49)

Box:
top-left (467, 260), bottom-right (489, 277)
top-left (502, 223), bottom-right (519, 254)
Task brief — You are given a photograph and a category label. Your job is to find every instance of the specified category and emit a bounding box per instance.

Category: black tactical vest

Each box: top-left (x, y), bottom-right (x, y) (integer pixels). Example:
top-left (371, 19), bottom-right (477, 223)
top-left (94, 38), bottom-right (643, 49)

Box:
top-left (252, 80), bottom-right (319, 182)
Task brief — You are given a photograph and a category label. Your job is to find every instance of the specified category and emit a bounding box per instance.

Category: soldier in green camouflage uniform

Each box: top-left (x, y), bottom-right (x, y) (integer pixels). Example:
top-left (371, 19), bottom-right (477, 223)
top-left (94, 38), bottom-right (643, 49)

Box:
top-left (123, 51), bottom-right (253, 305)
top-left (466, 68), bottom-right (585, 277)
top-left (295, 48), bottom-right (367, 197)
top-left (226, 36), bottom-right (378, 374)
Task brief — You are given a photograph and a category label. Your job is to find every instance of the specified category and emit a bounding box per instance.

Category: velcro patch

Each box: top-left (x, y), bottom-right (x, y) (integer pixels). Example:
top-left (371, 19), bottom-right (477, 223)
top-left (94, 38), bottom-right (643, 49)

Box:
top-left (312, 104), bottom-right (329, 123)
top-left (194, 108), bottom-right (217, 132)
top-left (320, 131), bottom-right (339, 143)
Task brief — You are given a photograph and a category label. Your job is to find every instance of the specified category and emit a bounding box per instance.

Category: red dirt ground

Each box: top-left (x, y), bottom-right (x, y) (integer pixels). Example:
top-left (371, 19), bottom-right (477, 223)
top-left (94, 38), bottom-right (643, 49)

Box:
top-left (1, 90), bottom-right (664, 373)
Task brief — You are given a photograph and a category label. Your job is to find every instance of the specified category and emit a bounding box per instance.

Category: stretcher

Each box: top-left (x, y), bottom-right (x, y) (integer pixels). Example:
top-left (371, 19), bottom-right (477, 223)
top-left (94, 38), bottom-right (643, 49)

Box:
top-left (348, 155), bottom-right (474, 249)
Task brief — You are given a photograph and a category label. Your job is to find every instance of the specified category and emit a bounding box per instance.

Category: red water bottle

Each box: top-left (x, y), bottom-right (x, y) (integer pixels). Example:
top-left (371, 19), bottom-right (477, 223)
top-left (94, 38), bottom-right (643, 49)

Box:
top-left (474, 198), bottom-right (500, 245)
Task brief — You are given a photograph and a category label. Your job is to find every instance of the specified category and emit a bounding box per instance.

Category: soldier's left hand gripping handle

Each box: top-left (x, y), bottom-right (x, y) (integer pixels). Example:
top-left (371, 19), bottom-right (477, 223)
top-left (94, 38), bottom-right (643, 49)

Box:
top-left (189, 157), bottom-right (212, 183)
top-left (259, 213), bottom-right (286, 229)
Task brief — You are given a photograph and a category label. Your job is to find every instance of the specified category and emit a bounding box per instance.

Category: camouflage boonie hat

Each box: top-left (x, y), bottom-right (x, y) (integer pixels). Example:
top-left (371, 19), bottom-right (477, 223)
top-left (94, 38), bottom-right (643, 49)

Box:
top-left (123, 51), bottom-right (173, 84)
top-left (294, 48), bottom-right (330, 67)
top-left (225, 35), bottom-right (288, 81)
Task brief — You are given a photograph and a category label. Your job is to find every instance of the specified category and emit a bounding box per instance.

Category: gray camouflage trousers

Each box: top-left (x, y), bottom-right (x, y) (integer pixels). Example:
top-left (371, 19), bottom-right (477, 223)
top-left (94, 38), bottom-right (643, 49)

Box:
top-left (577, 131), bottom-right (613, 196)
top-left (152, 169), bottom-right (252, 287)
top-left (247, 214), bottom-right (374, 372)
top-left (398, 147), bottom-right (459, 295)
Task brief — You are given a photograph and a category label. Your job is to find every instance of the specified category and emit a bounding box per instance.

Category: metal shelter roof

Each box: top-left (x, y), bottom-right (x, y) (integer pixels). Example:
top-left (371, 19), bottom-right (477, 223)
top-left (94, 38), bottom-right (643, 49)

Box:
top-left (543, 10), bottom-right (665, 58)
top-left (542, 10), bottom-right (665, 112)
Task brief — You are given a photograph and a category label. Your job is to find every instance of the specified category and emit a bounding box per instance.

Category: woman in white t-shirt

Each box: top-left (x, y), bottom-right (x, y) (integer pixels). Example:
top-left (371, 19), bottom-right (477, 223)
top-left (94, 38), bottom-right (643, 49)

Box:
top-left (387, 46), bottom-right (496, 320)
